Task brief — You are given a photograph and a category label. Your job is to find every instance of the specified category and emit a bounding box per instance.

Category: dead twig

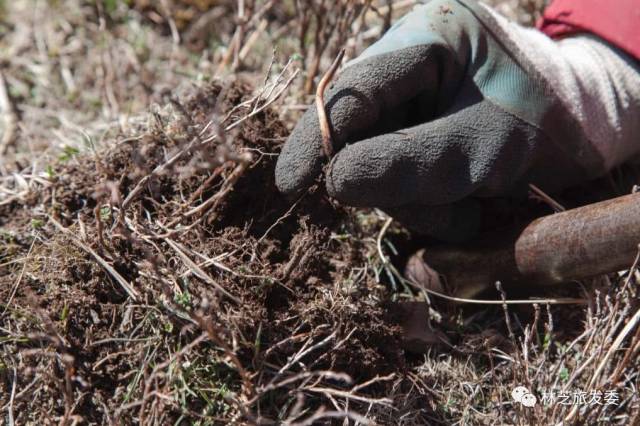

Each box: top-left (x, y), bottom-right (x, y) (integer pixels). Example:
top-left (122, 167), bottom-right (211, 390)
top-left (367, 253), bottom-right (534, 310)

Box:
top-left (159, 161), bottom-right (228, 227)
top-left (280, 234), bottom-right (313, 281)
top-left (609, 314), bottom-right (640, 385)
top-left (120, 139), bottom-right (199, 212)
top-left (559, 304), bottom-right (640, 425)
top-left (94, 205), bottom-right (113, 257)
top-left (8, 367), bottom-right (17, 426)
top-left (137, 333), bottom-right (208, 424)
top-left (122, 67), bottom-right (297, 218)
top-left (181, 153), bottom-right (252, 219)
top-left (529, 183), bottom-right (565, 212)
top-left (164, 238), bottom-right (240, 304)
top-left (304, 386), bottom-right (393, 406)
top-left (0, 69), bottom-right (19, 155)
top-left (49, 216), bottom-right (140, 301)
top-left (215, 0), bottom-right (276, 75)
top-left (2, 237), bottom-right (35, 316)
top-left (315, 48), bottom-right (344, 159)
top-left (225, 68), bottom-right (300, 132)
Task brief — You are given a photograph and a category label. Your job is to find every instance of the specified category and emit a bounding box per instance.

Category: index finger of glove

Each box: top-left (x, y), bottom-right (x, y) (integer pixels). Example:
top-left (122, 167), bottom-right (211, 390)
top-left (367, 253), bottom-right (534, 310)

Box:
top-left (275, 45), bottom-right (442, 197)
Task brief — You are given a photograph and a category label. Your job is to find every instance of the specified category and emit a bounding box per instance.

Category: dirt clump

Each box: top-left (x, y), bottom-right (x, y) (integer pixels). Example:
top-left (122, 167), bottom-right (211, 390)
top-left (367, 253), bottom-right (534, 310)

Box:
top-left (0, 81), bottom-right (407, 424)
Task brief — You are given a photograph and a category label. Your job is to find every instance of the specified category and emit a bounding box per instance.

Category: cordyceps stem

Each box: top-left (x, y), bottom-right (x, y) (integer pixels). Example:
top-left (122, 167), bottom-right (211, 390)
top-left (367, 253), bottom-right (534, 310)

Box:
top-left (315, 49), bottom-right (345, 159)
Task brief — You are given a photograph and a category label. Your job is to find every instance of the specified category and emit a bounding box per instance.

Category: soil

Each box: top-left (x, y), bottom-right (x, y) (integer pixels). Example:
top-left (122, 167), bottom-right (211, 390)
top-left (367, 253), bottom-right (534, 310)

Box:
top-left (0, 81), bottom-right (407, 424)
top-left (2, 2), bottom-right (639, 423)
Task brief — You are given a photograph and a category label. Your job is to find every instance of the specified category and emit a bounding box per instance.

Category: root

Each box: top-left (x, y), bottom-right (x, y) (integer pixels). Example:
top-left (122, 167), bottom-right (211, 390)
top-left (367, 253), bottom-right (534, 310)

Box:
top-left (315, 49), bottom-right (345, 159)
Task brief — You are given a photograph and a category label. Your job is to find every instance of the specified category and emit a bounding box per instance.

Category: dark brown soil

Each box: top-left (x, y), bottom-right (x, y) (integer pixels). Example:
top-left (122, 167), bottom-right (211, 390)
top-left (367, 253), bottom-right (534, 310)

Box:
top-left (2, 58), bottom-right (639, 426)
top-left (0, 81), bottom-right (406, 424)
top-left (3, 2), bottom-right (639, 424)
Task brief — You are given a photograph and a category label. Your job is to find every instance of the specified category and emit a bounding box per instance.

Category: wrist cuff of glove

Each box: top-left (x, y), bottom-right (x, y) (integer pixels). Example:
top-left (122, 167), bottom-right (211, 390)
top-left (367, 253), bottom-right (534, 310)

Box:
top-left (469, 1), bottom-right (640, 172)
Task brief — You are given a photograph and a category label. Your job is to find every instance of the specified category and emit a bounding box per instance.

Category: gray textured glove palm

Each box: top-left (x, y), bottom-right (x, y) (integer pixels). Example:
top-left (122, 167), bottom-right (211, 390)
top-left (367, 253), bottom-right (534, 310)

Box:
top-left (275, 0), bottom-right (606, 241)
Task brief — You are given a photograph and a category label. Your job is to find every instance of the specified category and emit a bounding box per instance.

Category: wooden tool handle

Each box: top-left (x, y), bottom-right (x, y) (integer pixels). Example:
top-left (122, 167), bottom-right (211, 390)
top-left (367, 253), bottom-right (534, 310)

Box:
top-left (412, 193), bottom-right (640, 298)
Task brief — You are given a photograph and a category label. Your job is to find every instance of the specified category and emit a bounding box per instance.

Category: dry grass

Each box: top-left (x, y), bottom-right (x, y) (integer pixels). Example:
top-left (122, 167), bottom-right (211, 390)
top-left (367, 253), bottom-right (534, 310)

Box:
top-left (1, 1), bottom-right (639, 425)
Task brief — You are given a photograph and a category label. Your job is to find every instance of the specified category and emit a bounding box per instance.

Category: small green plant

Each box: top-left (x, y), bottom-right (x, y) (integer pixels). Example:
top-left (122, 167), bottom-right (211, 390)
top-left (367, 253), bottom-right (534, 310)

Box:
top-left (0, 230), bottom-right (15, 243)
top-left (45, 164), bottom-right (56, 179)
top-left (60, 303), bottom-right (70, 322)
top-left (104, 0), bottom-right (118, 15)
top-left (31, 218), bottom-right (44, 229)
top-left (174, 291), bottom-right (192, 308)
top-left (99, 206), bottom-right (111, 221)
top-left (82, 133), bottom-right (96, 151)
top-left (559, 367), bottom-right (569, 382)
top-left (543, 332), bottom-right (551, 351)
top-left (58, 145), bottom-right (80, 162)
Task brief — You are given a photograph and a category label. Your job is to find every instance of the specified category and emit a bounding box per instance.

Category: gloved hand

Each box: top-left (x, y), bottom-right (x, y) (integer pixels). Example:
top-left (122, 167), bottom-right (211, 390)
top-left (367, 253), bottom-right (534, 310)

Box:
top-left (276, 0), bottom-right (640, 241)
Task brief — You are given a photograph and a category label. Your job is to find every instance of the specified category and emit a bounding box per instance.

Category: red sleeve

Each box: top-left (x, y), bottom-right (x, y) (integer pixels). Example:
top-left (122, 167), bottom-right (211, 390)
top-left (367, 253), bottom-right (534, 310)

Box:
top-left (537, 0), bottom-right (640, 60)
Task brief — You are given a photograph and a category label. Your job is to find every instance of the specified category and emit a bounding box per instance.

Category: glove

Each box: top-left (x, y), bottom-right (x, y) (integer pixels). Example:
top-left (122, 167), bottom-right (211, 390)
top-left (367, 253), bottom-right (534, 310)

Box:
top-left (275, 0), bottom-right (640, 241)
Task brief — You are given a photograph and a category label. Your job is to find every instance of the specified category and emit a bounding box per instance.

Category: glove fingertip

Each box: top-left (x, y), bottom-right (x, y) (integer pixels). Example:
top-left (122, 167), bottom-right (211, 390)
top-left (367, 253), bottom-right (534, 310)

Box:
top-left (325, 147), bottom-right (363, 204)
top-left (275, 112), bottom-right (325, 196)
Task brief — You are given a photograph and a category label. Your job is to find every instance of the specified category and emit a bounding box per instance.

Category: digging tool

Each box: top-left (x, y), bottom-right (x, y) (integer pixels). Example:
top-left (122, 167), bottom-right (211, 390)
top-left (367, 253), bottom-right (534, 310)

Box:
top-left (405, 192), bottom-right (640, 298)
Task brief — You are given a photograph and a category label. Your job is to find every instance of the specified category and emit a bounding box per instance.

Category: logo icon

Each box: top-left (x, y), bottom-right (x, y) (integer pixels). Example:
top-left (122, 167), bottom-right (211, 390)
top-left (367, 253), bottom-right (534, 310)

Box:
top-left (512, 386), bottom-right (537, 407)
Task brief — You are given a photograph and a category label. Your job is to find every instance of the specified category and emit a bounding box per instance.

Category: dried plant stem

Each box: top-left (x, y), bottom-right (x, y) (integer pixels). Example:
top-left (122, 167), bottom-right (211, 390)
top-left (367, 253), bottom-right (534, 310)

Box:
top-left (181, 153), bottom-right (252, 219)
top-left (239, 18), bottom-right (268, 61)
top-left (137, 333), bottom-right (208, 424)
top-left (529, 183), bottom-right (565, 212)
top-left (0, 69), bottom-right (18, 155)
top-left (49, 216), bottom-right (140, 301)
top-left (121, 138), bottom-right (199, 211)
top-left (559, 304), bottom-right (640, 425)
top-left (2, 238), bottom-right (34, 316)
top-left (187, 162), bottom-right (230, 205)
top-left (164, 238), bottom-right (240, 304)
top-left (8, 367), bottom-right (16, 426)
top-left (315, 49), bottom-right (345, 159)
top-left (163, 161), bottom-right (231, 229)
top-left (365, 0), bottom-right (416, 19)
top-left (94, 205), bottom-right (112, 257)
top-left (121, 67), bottom-right (297, 221)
